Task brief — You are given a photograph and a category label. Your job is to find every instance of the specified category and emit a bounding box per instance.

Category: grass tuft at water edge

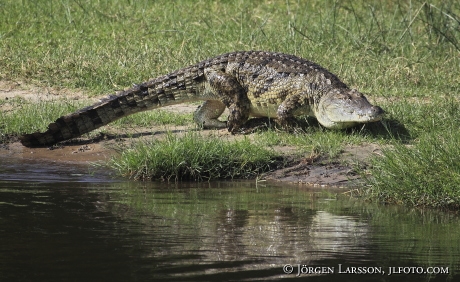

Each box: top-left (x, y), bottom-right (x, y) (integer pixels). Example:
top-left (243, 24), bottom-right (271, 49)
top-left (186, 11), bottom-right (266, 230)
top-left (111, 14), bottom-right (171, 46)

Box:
top-left (107, 132), bottom-right (282, 181)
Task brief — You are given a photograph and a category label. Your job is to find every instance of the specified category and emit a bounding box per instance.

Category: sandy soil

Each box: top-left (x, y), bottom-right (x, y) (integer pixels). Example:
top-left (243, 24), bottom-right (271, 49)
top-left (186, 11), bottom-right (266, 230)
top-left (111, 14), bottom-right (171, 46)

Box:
top-left (1, 80), bottom-right (382, 187)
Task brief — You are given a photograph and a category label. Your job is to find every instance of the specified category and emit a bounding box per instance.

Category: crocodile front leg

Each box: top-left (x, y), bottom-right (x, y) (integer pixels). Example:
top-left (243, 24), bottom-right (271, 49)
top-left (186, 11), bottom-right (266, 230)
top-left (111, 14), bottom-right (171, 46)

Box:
top-left (204, 68), bottom-right (251, 133)
top-left (276, 93), bottom-right (311, 129)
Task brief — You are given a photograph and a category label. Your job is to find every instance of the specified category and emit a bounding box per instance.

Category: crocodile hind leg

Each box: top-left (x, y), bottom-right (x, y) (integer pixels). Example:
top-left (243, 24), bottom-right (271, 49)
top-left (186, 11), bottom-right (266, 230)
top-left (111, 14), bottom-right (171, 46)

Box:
top-left (193, 100), bottom-right (227, 129)
top-left (204, 68), bottom-right (251, 133)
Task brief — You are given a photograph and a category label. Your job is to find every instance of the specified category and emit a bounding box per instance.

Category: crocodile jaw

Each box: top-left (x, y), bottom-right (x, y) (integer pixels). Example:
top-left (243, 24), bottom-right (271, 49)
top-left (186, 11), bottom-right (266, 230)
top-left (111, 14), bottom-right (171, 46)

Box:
top-left (315, 89), bottom-right (384, 129)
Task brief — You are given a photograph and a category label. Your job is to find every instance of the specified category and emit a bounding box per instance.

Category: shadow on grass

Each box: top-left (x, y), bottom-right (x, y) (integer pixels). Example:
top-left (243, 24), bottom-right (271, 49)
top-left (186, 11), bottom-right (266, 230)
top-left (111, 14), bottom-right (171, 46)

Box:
top-left (355, 118), bottom-right (411, 142)
top-left (240, 116), bottom-right (411, 142)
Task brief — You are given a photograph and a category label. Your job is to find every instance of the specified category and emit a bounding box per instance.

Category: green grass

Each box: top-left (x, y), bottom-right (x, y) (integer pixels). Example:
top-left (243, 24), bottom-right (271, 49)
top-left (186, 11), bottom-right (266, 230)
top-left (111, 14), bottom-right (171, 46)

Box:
top-left (1, 0), bottom-right (458, 96)
top-left (0, 98), bottom-right (84, 138)
top-left (361, 99), bottom-right (460, 209)
top-left (107, 132), bottom-right (281, 181)
top-left (1, 0), bottom-right (460, 208)
top-left (254, 126), bottom-right (377, 158)
top-left (112, 110), bottom-right (192, 127)
top-left (364, 132), bottom-right (460, 210)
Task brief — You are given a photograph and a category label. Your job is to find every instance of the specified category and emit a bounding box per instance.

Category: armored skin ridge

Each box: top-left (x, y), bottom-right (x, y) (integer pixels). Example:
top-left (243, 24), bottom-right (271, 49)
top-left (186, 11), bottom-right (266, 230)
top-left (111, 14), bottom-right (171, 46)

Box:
top-left (19, 51), bottom-right (384, 147)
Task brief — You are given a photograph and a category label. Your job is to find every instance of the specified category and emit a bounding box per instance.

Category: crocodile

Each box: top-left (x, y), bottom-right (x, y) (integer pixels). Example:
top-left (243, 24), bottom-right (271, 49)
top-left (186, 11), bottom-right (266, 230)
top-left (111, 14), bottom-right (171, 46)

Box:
top-left (19, 51), bottom-right (384, 147)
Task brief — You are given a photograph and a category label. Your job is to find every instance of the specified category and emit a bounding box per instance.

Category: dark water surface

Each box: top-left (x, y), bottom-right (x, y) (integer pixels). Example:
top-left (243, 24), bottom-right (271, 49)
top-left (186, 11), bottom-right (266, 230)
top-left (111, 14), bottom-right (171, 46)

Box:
top-left (1, 158), bottom-right (459, 281)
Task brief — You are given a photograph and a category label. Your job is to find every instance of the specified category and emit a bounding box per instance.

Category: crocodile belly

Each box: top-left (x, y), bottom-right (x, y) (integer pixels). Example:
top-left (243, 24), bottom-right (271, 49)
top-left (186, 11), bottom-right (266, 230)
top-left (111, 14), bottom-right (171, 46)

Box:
top-left (249, 104), bottom-right (279, 118)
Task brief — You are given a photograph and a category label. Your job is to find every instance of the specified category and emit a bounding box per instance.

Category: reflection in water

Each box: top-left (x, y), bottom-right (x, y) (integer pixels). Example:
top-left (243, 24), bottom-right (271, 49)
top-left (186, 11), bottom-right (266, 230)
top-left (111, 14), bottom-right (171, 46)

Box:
top-left (310, 211), bottom-right (369, 255)
top-left (0, 159), bottom-right (459, 281)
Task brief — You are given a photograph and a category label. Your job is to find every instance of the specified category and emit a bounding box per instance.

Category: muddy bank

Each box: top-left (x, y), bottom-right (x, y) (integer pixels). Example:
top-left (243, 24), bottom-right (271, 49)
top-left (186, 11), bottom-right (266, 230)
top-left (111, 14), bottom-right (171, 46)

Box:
top-left (264, 144), bottom-right (381, 187)
top-left (1, 136), bottom-right (381, 187)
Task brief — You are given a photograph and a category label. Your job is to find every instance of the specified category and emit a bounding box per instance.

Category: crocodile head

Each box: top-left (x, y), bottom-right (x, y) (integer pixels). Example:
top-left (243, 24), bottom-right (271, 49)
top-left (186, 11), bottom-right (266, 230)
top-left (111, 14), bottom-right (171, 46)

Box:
top-left (315, 89), bottom-right (384, 129)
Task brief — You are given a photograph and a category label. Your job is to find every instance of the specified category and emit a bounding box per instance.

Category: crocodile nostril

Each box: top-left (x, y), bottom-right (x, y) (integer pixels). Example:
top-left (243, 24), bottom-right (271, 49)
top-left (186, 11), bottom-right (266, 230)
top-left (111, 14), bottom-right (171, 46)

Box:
top-left (372, 106), bottom-right (385, 115)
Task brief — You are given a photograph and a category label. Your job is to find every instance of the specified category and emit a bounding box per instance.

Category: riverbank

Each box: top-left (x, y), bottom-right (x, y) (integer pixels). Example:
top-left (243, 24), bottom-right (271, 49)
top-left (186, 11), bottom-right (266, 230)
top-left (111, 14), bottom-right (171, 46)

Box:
top-left (0, 80), bottom-right (382, 187)
top-left (1, 134), bottom-right (380, 187)
top-left (3, 79), bottom-right (460, 212)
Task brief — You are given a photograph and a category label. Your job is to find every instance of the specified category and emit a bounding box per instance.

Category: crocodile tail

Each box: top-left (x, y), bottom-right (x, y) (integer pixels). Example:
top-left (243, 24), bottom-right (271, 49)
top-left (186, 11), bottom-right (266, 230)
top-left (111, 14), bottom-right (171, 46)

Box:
top-left (19, 85), bottom-right (156, 147)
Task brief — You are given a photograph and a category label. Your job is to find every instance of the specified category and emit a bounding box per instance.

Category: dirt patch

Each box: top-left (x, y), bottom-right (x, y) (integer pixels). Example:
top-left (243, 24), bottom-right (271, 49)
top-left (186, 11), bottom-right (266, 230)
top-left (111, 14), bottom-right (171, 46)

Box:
top-left (1, 80), bottom-right (381, 187)
top-left (2, 141), bottom-right (115, 163)
top-left (0, 80), bottom-right (91, 103)
top-left (265, 144), bottom-right (382, 187)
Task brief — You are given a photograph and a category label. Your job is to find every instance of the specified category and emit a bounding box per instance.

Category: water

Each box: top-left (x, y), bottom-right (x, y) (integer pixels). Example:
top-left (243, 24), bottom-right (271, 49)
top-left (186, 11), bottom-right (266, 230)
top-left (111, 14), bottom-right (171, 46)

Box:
top-left (0, 158), bottom-right (459, 281)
